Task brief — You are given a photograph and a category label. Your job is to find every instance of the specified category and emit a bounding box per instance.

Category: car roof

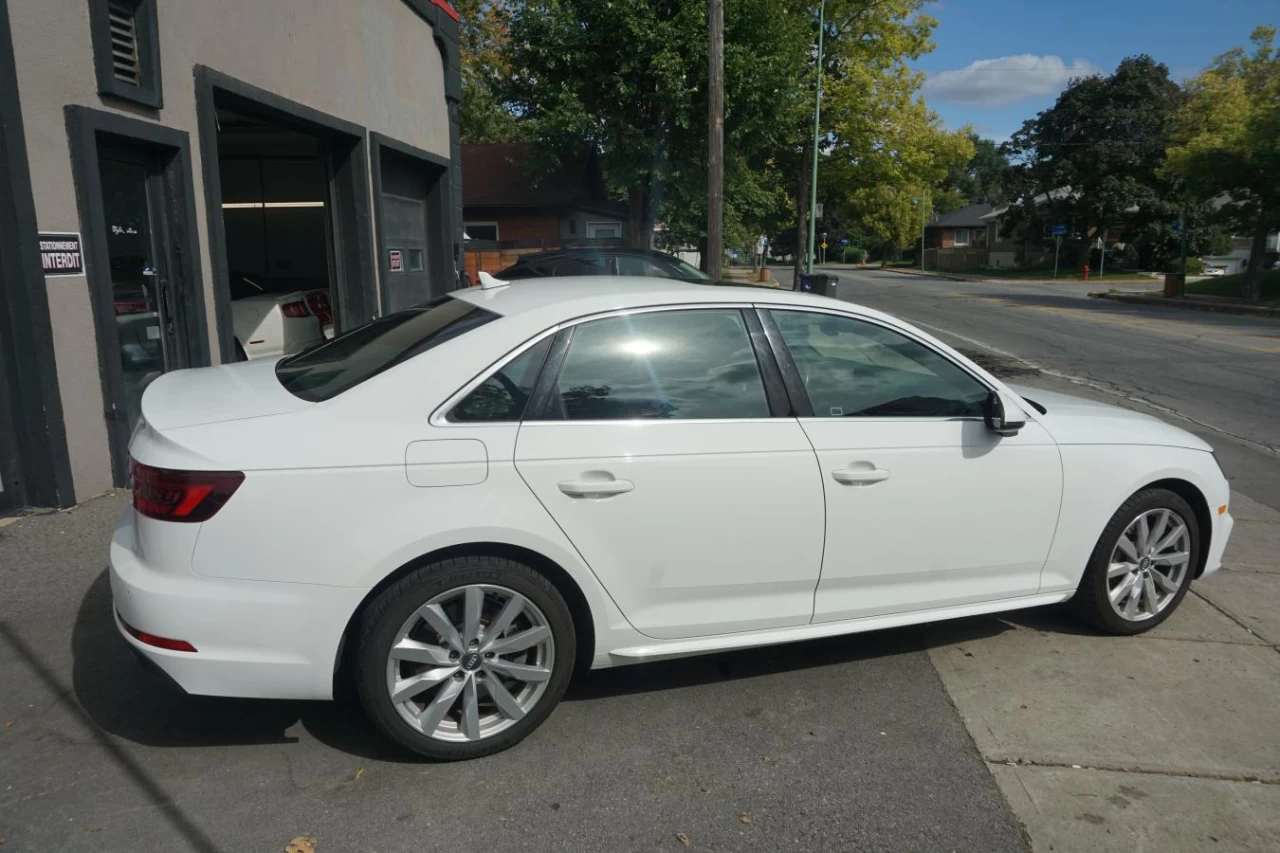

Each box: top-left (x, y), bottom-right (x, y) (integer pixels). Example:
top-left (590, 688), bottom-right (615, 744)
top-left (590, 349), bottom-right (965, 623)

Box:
top-left (450, 275), bottom-right (894, 329)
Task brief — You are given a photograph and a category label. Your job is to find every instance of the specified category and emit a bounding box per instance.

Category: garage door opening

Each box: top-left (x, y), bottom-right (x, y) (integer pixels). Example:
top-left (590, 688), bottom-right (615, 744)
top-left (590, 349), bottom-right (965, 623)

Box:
top-left (216, 106), bottom-right (337, 361)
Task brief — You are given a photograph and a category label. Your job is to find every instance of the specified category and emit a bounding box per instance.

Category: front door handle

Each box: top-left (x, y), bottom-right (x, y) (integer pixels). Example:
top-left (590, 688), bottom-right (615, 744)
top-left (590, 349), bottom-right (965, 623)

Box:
top-left (831, 467), bottom-right (891, 486)
top-left (558, 474), bottom-right (634, 498)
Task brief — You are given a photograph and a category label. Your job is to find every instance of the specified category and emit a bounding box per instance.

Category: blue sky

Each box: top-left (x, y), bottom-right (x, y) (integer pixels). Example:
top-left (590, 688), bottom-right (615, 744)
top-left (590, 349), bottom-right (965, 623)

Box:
top-left (916, 0), bottom-right (1279, 141)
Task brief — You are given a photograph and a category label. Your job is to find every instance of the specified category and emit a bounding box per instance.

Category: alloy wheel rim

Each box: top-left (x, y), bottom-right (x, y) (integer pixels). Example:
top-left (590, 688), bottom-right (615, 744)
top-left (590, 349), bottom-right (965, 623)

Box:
top-left (1107, 508), bottom-right (1191, 622)
top-left (385, 584), bottom-right (555, 742)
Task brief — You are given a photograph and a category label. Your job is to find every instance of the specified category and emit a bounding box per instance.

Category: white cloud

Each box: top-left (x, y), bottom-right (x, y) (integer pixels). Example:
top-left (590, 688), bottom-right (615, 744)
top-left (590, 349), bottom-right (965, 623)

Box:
top-left (923, 55), bottom-right (1102, 107)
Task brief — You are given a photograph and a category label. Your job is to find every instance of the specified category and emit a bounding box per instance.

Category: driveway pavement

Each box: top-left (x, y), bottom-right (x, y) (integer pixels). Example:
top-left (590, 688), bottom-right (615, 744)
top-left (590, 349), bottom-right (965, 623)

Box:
top-left (0, 495), bottom-right (1025, 853)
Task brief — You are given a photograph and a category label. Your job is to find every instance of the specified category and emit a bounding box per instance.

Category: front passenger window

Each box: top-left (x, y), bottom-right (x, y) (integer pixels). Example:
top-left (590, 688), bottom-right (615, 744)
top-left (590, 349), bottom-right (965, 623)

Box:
top-left (769, 310), bottom-right (988, 418)
top-left (550, 310), bottom-right (770, 420)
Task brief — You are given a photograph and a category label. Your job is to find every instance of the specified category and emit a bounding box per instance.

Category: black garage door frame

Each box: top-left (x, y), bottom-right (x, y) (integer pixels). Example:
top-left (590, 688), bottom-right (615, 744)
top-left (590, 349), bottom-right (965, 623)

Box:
top-left (369, 132), bottom-right (455, 311)
top-left (0, 0), bottom-right (74, 509)
top-left (194, 66), bottom-right (377, 363)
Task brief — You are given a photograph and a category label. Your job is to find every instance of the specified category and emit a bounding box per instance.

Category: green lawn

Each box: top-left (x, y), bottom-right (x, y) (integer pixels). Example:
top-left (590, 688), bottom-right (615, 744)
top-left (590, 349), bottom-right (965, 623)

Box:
top-left (971, 266), bottom-right (1153, 282)
top-left (1186, 269), bottom-right (1280, 302)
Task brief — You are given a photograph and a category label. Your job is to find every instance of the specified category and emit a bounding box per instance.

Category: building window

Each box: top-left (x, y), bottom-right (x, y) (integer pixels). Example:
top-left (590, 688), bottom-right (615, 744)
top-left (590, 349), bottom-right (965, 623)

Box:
top-left (586, 221), bottom-right (621, 240)
top-left (465, 222), bottom-right (499, 242)
top-left (953, 228), bottom-right (970, 247)
top-left (88, 0), bottom-right (163, 109)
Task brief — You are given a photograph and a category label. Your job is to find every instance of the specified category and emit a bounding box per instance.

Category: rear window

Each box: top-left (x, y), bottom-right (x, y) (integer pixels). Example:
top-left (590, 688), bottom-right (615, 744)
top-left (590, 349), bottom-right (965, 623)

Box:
top-left (276, 295), bottom-right (497, 401)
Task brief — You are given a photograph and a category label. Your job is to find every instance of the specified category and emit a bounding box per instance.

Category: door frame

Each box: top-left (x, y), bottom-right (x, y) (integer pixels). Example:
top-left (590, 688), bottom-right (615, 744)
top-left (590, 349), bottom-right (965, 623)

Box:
top-left (65, 106), bottom-right (207, 486)
top-left (369, 132), bottom-right (454, 311)
top-left (195, 66), bottom-right (376, 361)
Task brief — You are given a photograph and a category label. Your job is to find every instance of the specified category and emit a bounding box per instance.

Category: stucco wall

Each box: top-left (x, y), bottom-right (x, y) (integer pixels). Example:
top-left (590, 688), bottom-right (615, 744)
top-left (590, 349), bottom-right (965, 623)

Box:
top-left (9, 0), bottom-right (450, 500)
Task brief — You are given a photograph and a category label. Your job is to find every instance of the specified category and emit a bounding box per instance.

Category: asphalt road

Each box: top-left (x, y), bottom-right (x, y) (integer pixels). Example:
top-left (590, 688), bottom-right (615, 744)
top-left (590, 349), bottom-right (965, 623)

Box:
top-left (0, 493), bottom-right (1027, 853)
top-left (822, 266), bottom-right (1280, 511)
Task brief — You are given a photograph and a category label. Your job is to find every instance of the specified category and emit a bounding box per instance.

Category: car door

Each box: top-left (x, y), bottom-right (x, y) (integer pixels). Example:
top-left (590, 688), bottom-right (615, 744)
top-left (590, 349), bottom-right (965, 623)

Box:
top-left (762, 307), bottom-right (1063, 623)
top-left (514, 306), bottom-right (825, 640)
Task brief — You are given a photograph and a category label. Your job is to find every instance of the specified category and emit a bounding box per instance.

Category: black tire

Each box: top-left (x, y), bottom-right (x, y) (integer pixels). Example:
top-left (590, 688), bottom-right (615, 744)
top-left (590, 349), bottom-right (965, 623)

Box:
top-left (1073, 488), bottom-right (1201, 635)
top-left (355, 556), bottom-right (576, 760)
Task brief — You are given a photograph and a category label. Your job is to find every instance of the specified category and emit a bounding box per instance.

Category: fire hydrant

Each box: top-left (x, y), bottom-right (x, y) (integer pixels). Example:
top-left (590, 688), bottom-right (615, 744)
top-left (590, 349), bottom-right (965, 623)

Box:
top-left (1082, 264), bottom-right (1091, 281)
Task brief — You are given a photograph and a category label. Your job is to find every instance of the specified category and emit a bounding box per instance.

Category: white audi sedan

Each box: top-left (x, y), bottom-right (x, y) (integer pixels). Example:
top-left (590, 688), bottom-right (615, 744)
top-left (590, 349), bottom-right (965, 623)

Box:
top-left (110, 276), bottom-right (1233, 760)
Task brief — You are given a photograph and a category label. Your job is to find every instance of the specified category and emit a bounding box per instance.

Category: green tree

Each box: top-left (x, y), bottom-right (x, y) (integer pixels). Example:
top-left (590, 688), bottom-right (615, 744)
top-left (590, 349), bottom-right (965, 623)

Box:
top-left (456, 0), bottom-right (525, 143)
top-left (785, 0), bottom-right (941, 265)
top-left (1166, 26), bottom-right (1280, 300)
top-left (506, 0), bottom-right (810, 252)
top-left (940, 133), bottom-right (1010, 207)
top-left (1002, 56), bottom-right (1183, 266)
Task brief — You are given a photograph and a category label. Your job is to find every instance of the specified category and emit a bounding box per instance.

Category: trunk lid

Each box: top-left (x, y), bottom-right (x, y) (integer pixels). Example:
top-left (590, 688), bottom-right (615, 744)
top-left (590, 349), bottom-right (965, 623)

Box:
top-left (141, 358), bottom-right (312, 430)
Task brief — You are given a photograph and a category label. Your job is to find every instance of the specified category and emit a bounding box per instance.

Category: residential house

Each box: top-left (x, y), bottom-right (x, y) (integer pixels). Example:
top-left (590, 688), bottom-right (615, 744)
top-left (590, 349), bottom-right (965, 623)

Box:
top-left (1203, 233), bottom-right (1280, 274)
top-left (923, 203), bottom-right (994, 270)
top-left (462, 142), bottom-right (629, 278)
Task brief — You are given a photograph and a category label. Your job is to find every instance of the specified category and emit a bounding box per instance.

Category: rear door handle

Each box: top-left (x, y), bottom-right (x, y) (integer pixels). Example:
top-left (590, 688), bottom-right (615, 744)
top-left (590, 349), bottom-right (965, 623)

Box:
top-left (558, 475), bottom-right (634, 498)
top-left (831, 467), bottom-right (891, 486)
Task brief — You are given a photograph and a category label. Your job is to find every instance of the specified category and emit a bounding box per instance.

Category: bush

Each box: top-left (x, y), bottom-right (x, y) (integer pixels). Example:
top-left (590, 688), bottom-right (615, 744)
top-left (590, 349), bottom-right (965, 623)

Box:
top-left (1167, 257), bottom-right (1205, 275)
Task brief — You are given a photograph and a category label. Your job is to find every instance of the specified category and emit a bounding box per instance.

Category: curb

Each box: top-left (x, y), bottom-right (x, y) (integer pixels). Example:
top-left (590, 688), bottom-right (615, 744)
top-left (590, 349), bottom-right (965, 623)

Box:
top-left (878, 266), bottom-right (1148, 286)
top-left (1088, 290), bottom-right (1280, 318)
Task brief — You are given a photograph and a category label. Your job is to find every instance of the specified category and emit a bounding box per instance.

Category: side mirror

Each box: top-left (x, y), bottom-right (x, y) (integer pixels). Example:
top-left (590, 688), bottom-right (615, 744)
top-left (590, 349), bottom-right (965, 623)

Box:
top-left (984, 391), bottom-right (1025, 437)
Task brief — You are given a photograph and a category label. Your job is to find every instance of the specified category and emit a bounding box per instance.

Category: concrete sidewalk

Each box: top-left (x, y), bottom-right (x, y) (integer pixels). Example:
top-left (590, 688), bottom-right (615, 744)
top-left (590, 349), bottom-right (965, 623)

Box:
top-left (925, 490), bottom-right (1280, 852)
top-left (1089, 289), bottom-right (1280, 318)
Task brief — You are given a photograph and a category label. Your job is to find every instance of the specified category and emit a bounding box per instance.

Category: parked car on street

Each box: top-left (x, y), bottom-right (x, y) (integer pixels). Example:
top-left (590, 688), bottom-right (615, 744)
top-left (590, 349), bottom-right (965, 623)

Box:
top-left (111, 276), bottom-right (1232, 760)
top-left (1199, 265), bottom-right (1226, 277)
top-left (496, 247), bottom-right (713, 282)
top-left (229, 272), bottom-right (334, 361)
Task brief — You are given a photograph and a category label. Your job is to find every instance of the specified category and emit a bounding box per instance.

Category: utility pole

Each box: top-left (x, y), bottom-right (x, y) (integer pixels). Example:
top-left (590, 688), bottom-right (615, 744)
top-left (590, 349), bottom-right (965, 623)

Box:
top-left (806, 0), bottom-right (826, 275)
top-left (707, 0), bottom-right (725, 281)
top-left (919, 190), bottom-right (928, 271)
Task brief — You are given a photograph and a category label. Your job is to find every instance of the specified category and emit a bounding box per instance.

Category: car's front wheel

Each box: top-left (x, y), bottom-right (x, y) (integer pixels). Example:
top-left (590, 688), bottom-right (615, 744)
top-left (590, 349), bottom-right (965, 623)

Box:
top-left (355, 556), bottom-right (576, 760)
top-left (1074, 488), bottom-right (1201, 634)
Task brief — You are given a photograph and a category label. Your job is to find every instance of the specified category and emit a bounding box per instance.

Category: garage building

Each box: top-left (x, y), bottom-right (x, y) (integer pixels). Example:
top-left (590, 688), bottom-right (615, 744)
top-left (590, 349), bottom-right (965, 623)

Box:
top-left (0, 0), bottom-right (463, 512)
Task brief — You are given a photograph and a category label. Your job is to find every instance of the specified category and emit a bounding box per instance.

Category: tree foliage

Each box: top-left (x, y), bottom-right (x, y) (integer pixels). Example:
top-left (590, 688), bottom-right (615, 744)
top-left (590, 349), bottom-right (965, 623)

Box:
top-left (456, 0), bottom-right (524, 144)
top-left (1002, 56), bottom-right (1184, 265)
top-left (938, 133), bottom-right (1010, 209)
top-left (1166, 26), bottom-right (1280, 300)
top-left (505, 0), bottom-right (810, 250)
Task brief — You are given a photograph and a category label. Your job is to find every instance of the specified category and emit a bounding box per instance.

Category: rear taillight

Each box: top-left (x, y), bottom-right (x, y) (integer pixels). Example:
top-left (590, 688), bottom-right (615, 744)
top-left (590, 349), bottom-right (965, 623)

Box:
top-left (305, 291), bottom-right (332, 328)
top-left (131, 460), bottom-right (245, 523)
top-left (280, 300), bottom-right (310, 318)
top-left (119, 613), bottom-right (198, 652)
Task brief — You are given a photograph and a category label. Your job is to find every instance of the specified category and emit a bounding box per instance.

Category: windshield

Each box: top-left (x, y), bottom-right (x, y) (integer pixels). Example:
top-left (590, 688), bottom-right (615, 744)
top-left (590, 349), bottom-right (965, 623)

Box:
top-left (275, 295), bottom-right (497, 402)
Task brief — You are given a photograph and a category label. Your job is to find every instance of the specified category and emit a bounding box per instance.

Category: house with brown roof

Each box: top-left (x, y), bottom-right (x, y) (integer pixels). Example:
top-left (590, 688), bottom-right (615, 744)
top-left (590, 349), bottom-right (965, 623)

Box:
top-left (461, 142), bottom-right (629, 278)
top-left (922, 203), bottom-right (995, 271)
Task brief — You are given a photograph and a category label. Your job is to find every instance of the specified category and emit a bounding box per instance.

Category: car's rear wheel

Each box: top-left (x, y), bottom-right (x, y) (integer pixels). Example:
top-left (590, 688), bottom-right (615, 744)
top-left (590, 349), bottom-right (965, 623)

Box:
top-left (1074, 488), bottom-right (1200, 634)
top-left (355, 556), bottom-right (575, 760)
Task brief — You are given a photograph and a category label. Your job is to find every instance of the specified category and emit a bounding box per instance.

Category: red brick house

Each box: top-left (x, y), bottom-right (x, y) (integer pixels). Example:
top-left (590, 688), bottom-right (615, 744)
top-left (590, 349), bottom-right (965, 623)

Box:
top-left (461, 142), bottom-right (629, 278)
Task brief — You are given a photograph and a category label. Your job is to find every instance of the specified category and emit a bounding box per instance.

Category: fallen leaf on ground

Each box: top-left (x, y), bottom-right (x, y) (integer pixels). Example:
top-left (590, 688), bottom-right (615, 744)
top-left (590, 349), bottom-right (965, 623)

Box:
top-left (739, 813), bottom-right (752, 825)
top-left (675, 832), bottom-right (691, 847)
top-left (3, 720), bottom-right (13, 728)
top-left (349, 768), bottom-right (364, 783)
top-left (285, 837), bottom-right (316, 853)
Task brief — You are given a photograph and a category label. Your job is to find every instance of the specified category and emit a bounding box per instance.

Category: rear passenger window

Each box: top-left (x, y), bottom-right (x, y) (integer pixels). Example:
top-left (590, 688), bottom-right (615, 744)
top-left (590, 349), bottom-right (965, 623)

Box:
top-left (452, 338), bottom-right (552, 422)
top-left (550, 309), bottom-right (770, 420)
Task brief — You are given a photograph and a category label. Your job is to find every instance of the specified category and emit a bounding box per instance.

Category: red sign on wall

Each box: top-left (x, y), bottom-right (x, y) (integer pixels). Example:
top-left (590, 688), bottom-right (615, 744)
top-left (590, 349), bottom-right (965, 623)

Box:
top-left (389, 249), bottom-right (403, 272)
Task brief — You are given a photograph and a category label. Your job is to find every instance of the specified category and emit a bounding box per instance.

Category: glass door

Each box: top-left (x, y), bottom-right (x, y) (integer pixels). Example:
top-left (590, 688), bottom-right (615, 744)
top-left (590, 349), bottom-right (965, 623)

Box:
top-left (97, 146), bottom-right (173, 444)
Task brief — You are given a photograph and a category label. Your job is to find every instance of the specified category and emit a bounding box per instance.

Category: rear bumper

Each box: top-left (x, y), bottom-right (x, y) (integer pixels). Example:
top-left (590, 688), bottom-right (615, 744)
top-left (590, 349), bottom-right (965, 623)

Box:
top-left (109, 508), bottom-right (368, 700)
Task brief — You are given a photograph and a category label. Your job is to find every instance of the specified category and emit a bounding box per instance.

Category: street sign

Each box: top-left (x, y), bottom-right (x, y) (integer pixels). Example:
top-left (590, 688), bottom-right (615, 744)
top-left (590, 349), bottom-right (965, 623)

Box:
top-left (840, 238), bottom-right (849, 245)
top-left (815, 203), bottom-right (824, 219)
top-left (1051, 222), bottom-right (1068, 237)
top-left (1171, 218), bottom-right (1182, 233)
top-left (820, 242), bottom-right (827, 250)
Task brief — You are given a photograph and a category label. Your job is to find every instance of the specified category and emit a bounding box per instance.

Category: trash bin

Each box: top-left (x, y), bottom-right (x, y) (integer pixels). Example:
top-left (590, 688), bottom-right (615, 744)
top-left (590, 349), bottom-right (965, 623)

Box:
top-left (796, 272), bottom-right (838, 297)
